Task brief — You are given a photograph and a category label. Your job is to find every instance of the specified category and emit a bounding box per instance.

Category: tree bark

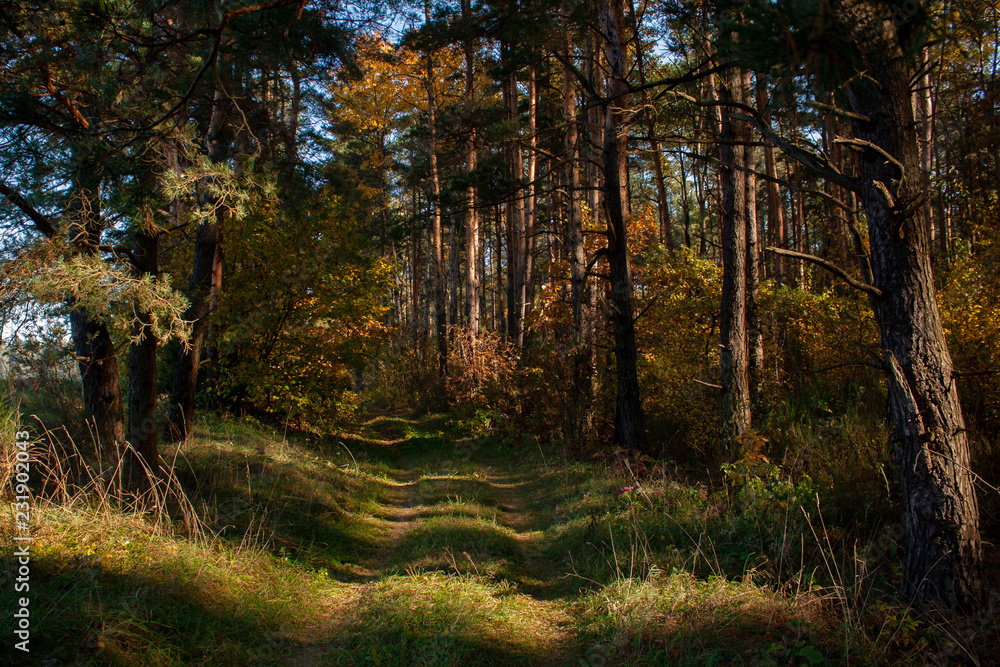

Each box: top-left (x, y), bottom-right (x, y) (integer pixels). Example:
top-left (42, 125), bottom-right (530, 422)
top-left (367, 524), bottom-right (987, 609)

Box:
top-left (523, 64), bottom-right (538, 332)
top-left (713, 64), bottom-right (751, 462)
top-left (168, 87), bottom-right (228, 442)
top-left (425, 1), bottom-right (448, 378)
top-left (71, 309), bottom-right (126, 455)
top-left (563, 36), bottom-right (593, 437)
top-left (844, 6), bottom-right (983, 610)
top-left (601, 0), bottom-right (648, 454)
top-left (66, 148), bottom-right (126, 456)
top-left (462, 0), bottom-right (480, 347)
top-left (744, 72), bottom-right (762, 412)
top-left (504, 63), bottom-right (528, 347)
top-left (127, 222), bottom-right (160, 487)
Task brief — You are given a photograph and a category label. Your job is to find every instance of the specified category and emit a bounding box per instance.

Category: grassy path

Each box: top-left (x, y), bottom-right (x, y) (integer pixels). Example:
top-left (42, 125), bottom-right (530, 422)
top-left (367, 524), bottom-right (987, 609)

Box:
top-left (280, 414), bottom-right (585, 666)
top-left (15, 412), bottom-right (959, 666)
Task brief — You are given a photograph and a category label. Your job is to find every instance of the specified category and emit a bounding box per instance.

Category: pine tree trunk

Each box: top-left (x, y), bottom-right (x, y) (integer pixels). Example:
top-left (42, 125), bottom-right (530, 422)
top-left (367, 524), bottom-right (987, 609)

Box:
top-left (127, 223), bottom-right (160, 487)
top-left (523, 65), bottom-right (538, 333)
top-left (168, 88), bottom-right (228, 442)
top-left (66, 148), bottom-right (126, 457)
top-left (462, 0), bottom-right (479, 347)
top-left (844, 9), bottom-right (983, 609)
top-left (71, 309), bottom-right (126, 455)
top-left (756, 79), bottom-right (787, 282)
top-left (744, 71), bottom-right (761, 412)
top-left (424, 2), bottom-right (448, 378)
top-left (714, 65), bottom-right (751, 462)
top-left (505, 65), bottom-right (527, 347)
top-left (601, 0), bottom-right (647, 454)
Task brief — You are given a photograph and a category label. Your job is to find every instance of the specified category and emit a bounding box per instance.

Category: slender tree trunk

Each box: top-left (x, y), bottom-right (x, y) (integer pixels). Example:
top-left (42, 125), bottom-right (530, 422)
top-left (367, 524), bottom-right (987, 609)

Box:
top-left (713, 64), bottom-right (751, 462)
top-left (680, 154), bottom-right (692, 247)
top-left (584, 32), bottom-right (602, 397)
top-left (411, 226), bottom-right (423, 347)
top-left (523, 65), bottom-right (538, 333)
top-left (916, 46), bottom-right (935, 258)
top-left (563, 37), bottom-right (593, 437)
top-left (565, 52), bottom-right (585, 344)
top-left (495, 203), bottom-right (506, 339)
top-left (844, 10), bottom-right (983, 609)
top-left (449, 215), bottom-right (460, 330)
top-left (169, 87), bottom-right (228, 442)
top-left (425, 5), bottom-right (448, 378)
top-left (629, 0), bottom-right (672, 249)
top-left (462, 0), bottom-right (480, 347)
top-left (756, 79), bottom-right (787, 282)
top-left (505, 64), bottom-right (527, 347)
top-left (286, 62), bottom-right (301, 161)
top-left (744, 71), bottom-right (761, 412)
top-left (601, 0), bottom-right (647, 454)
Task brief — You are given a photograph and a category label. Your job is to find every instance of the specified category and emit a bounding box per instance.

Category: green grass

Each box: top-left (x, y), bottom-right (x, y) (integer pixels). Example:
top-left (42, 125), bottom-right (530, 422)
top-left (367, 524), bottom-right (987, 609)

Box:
top-left (1, 410), bottom-right (994, 666)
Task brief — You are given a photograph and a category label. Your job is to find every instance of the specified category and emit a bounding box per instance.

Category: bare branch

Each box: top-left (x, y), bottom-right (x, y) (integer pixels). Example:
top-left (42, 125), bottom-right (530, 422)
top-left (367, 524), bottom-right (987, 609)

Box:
top-left (834, 137), bottom-right (905, 177)
top-left (671, 94), bottom-right (862, 192)
top-left (693, 378), bottom-right (722, 391)
top-left (807, 361), bottom-right (885, 374)
top-left (585, 247), bottom-right (610, 274)
top-left (0, 181), bottom-right (58, 237)
top-left (805, 100), bottom-right (871, 122)
top-left (766, 246), bottom-right (883, 298)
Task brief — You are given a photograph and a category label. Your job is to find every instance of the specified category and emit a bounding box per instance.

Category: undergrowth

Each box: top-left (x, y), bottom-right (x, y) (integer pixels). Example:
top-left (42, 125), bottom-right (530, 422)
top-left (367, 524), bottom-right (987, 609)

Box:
top-left (0, 409), bottom-right (995, 666)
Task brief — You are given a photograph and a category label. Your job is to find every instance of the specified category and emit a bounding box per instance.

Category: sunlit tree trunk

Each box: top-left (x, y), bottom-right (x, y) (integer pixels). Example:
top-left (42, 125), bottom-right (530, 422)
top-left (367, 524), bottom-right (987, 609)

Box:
top-left (424, 0), bottom-right (448, 379)
top-left (505, 61), bottom-right (528, 347)
top-left (743, 72), bottom-right (761, 412)
top-left (523, 64), bottom-right (538, 331)
top-left (462, 0), bottom-right (479, 348)
top-left (169, 87), bottom-right (228, 442)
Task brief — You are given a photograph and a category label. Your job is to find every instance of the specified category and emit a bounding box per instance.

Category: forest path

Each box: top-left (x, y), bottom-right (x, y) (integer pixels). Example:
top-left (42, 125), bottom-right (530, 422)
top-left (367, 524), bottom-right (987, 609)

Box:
top-left (284, 413), bottom-right (587, 666)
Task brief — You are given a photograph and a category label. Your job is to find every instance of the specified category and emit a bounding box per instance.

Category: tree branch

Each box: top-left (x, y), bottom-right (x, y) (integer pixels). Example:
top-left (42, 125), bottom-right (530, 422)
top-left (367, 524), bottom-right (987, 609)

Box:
top-left (693, 378), bottom-right (722, 391)
top-left (669, 91), bottom-right (862, 192)
top-left (585, 247), bottom-right (610, 274)
top-left (953, 370), bottom-right (1000, 378)
top-left (833, 137), bottom-right (905, 178)
top-left (0, 181), bottom-right (58, 237)
top-left (766, 246), bottom-right (883, 298)
top-left (807, 361), bottom-right (885, 374)
top-left (633, 297), bottom-right (657, 324)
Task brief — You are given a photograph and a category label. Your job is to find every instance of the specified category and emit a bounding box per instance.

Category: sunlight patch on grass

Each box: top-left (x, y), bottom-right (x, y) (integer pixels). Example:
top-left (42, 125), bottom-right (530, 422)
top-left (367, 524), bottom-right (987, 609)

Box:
top-left (575, 570), bottom-right (835, 665)
top-left (9, 500), bottom-right (350, 666)
top-left (320, 572), bottom-right (567, 666)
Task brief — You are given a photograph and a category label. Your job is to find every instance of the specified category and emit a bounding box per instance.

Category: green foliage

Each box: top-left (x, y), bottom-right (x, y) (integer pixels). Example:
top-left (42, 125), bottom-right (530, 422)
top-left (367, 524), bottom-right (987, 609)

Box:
top-left (2, 321), bottom-right (83, 430)
top-left (637, 246), bottom-right (724, 456)
top-left (27, 247), bottom-right (190, 344)
top-left (209, 189), bottom-right (391, 430)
